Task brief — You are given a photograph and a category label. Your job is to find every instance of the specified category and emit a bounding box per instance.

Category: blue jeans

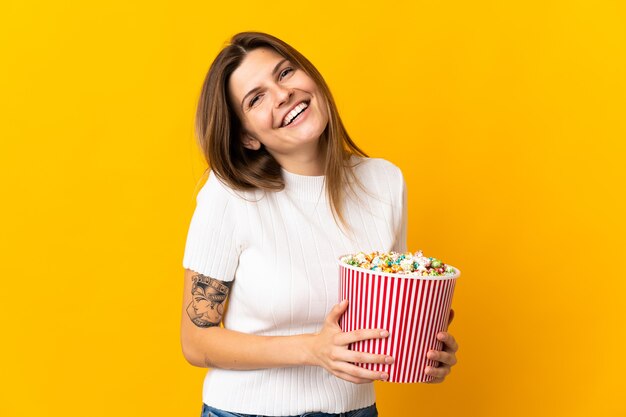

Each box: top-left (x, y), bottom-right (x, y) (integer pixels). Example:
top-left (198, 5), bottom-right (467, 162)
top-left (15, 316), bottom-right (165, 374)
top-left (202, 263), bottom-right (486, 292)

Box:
top-left (201, 403), bottom-right (378, 417)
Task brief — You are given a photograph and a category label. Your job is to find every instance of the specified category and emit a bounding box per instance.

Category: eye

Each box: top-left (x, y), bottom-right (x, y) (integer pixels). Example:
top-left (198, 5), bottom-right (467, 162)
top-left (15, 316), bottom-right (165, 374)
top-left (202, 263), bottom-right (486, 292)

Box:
top-left (279, 67), bottom-right (294, 80)
top-left (247, 66), bottom-right (294, 109)
top-left (249, 94), bottom-right (261, 108)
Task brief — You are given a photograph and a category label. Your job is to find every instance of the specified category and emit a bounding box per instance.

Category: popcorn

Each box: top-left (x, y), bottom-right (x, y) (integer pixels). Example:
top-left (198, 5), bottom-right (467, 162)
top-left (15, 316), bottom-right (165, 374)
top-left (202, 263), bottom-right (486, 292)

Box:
top-left (400, 258), bottom-right (414, 272)
top-left (340, 251), bottom-right (456, 277)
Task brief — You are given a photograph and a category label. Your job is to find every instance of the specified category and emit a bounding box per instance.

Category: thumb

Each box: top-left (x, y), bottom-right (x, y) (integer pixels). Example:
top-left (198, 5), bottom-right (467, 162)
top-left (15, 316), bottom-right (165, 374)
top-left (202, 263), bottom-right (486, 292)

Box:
top-left (325, 299), bottom-right (349, 325)
top-left (447, 308), bottom-right (455, 326)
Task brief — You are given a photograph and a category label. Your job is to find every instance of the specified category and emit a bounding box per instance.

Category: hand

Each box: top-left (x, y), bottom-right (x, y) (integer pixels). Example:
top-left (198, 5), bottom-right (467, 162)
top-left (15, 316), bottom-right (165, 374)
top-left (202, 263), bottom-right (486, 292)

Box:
top-left (309, 299), bottom-right (394, 384)
top-left (425, 308), bottom-right (458, 383)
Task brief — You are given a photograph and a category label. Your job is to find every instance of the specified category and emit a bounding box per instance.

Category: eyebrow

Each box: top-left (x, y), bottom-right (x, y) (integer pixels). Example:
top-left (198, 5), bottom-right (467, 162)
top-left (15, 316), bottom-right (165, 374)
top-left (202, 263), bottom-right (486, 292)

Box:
top-left (241, 58), bottom-right (288, 110)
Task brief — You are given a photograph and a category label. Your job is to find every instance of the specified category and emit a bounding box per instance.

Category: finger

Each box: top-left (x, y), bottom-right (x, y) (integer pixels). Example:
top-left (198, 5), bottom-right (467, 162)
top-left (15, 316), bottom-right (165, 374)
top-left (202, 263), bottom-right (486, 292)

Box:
top-left (425, 364), bottom-right (451, 379)
top-left (427, 350), bottom-right (457, 366)
top-left (425, 376), bottom-right (445, 384)
top-left (325, 300), bottom-right (349, 325)
top-left (437, 332), bottom-right (458, 353)
top-left (447, 308), bottom-right (455, 326)
top-left (333, 370), bottom-right (373, 385)
top-left (335, 361), bottom-right (389, 382)
top-left (335, 328), bottom-right (390, 346)
top-left (334, 349), bottom-right (394, 366)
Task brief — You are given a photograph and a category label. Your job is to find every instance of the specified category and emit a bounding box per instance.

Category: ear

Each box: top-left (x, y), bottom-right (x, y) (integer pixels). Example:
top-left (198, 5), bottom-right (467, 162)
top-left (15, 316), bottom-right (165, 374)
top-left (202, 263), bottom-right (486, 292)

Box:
top-left (241, 132), bottom-right (262, 151)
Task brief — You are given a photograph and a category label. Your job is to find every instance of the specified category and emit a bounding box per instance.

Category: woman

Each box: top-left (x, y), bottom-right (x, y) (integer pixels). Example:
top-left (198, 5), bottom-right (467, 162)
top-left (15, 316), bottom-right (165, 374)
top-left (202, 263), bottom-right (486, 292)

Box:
top-left (181, 32), bottom-right (458, 417)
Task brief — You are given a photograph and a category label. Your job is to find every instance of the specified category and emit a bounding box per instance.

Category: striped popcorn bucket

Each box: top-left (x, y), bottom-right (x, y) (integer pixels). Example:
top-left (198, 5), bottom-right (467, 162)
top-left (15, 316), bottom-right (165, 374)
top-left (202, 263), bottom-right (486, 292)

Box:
top-left (338, 258), bottom-right (459, 383)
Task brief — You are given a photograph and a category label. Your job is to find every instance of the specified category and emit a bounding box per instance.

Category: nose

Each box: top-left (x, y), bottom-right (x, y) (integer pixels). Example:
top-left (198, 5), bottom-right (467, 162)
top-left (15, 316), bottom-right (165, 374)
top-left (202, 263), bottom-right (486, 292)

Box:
top-left (274, 84), bottom-right (293, 108)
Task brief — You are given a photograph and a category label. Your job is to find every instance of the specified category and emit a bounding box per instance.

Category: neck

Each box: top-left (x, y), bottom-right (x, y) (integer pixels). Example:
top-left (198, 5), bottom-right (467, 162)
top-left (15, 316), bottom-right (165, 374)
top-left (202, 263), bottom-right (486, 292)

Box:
top-left (274, 143), bottom-right (326, 176)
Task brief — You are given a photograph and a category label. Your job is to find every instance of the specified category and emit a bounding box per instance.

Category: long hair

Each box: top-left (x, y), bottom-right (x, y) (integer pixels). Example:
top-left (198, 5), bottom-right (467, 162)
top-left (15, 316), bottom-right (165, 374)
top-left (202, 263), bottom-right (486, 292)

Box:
top-left (195, 31), bottom-right (368, 229)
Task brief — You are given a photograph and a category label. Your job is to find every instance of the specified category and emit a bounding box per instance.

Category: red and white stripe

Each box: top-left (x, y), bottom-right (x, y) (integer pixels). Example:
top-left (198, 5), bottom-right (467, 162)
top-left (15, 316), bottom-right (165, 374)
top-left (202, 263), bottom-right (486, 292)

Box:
top-left (338, 263), bottom-right (458, 383)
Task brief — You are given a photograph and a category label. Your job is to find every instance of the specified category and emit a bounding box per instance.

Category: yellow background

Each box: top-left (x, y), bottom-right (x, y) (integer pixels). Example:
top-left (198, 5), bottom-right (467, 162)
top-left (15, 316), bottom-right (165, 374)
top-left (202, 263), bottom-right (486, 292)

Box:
top-left (1, 0), bottom-right (625, 416)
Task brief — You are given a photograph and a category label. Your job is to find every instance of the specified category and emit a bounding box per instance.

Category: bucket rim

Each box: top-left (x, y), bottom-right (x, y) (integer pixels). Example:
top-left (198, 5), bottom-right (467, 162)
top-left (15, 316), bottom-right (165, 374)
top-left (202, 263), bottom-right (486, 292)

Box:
top-left (337, 255), bottom-right (460, 281)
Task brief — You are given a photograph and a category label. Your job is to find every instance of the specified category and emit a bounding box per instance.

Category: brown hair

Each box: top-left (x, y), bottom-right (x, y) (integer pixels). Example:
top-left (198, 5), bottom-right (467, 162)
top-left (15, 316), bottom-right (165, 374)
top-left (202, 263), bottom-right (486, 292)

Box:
top-left (195, 31), bottom-right (368, 228)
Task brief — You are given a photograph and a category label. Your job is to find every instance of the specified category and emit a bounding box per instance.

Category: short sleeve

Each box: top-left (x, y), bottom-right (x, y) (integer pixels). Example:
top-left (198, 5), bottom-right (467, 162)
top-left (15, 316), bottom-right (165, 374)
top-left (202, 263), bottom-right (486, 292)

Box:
top-left (392, 172), bottom-right (408, 253)
top-left (182, 171), bottom-right (242, 281)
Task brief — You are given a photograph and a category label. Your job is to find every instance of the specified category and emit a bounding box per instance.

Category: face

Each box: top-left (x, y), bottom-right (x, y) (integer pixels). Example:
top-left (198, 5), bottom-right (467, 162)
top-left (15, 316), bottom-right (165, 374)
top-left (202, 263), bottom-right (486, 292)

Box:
top-left (228, 48), bottom-right (329, 167)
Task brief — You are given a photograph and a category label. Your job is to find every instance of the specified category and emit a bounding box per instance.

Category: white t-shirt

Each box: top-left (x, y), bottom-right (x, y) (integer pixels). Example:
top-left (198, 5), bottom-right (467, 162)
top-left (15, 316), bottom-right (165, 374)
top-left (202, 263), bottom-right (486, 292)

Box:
top-left (183, 156), bottom-right (407, 416)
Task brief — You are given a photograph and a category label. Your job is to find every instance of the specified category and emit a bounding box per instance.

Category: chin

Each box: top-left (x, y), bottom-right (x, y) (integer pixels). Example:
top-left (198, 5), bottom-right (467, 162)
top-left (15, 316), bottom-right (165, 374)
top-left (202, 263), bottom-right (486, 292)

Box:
top-left (299, 120), bottom-right (327, 142)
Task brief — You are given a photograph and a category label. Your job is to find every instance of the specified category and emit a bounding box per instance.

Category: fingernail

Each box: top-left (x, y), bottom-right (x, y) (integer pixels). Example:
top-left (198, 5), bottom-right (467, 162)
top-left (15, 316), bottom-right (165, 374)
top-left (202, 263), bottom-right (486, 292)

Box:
top-left (385, 356), bottom-right (394, 364)
top-left (380, 373), bottom-right (389, 380)
top-left (425, 366), bottom-right (431, 374)
top-left (427, 352), bottom-right (436, 360)
top-left (380, 330), bottom-right (389, 337)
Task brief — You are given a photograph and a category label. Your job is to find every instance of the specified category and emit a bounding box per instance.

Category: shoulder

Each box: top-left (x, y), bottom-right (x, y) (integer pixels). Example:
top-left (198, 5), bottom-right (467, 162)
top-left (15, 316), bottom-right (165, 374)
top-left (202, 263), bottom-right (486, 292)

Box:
top-left (348, 155), bottom-right (405, 208)
top-left (350, 155), bottom-right (404, 182)
top-left (197, 170), bottom-right (227, 200)
top-left (196, 170), bottom-right (253, 205)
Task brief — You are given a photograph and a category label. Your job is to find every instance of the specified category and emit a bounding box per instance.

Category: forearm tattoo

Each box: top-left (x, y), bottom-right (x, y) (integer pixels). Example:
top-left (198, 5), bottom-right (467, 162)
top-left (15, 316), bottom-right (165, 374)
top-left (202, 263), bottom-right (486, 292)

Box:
top-left (186, 273), bottom-right (232, 328)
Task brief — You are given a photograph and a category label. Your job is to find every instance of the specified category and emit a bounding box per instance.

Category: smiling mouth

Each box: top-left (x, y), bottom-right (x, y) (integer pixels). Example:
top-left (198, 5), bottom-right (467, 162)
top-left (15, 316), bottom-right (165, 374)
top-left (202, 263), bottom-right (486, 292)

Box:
top-left (281, 100), bottom-right (310, 127)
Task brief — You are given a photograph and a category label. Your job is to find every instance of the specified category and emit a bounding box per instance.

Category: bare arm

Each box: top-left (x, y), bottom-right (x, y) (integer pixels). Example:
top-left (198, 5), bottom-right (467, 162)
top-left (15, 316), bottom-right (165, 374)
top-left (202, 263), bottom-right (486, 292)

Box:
top-left (180, 267), bottom-right (312, 369)
top-left (180, 268), bottom-right (394, 383)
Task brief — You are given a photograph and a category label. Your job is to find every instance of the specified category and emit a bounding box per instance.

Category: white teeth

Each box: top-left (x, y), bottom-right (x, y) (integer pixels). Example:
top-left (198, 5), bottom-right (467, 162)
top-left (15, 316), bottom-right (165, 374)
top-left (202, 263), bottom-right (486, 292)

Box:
top-left (282, 101), bottom-right (309, 127)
